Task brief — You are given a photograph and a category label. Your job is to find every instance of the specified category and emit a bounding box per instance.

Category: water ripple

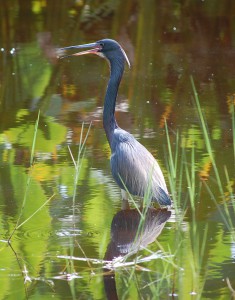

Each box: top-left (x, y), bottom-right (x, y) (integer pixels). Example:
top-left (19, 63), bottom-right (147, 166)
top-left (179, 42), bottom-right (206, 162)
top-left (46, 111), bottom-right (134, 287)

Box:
top-left (14, 225), bottom-right (53, 242)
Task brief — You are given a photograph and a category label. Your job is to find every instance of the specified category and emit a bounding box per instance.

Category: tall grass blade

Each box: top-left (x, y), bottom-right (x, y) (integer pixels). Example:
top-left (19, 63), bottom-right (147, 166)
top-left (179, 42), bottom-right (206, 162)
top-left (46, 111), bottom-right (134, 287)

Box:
top-left (190, 76), bottom-right (225, 198)
top-left (30, 110), bottom-right (40, 165)
top-left (8, 243), bottom-right (29, 299)
top-left (8, 110), bottom-right (40, 242)
top-left (191, 77), bottom-right (235, 239)
top-left (65, 122), bottom-right (91, 296)
top-left (68, 122), bottom-right (92, 214)
top-left (165, 121), bottom-right (185, 217)
top-left (16, 193), bottom-right (55, 230)
top-left (165, 121), bottom-right (176, 179)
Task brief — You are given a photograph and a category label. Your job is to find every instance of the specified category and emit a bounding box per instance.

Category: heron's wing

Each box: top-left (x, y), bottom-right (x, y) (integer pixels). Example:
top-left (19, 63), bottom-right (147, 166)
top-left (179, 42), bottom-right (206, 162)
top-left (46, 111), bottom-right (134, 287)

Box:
top-left (110, 129), bottom-right (169, 203)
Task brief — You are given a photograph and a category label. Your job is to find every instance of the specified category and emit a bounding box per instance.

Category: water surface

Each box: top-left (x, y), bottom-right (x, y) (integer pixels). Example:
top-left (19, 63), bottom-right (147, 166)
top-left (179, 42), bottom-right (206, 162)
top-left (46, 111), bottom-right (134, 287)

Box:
top-left (0, 1), bottom-right (235, 299)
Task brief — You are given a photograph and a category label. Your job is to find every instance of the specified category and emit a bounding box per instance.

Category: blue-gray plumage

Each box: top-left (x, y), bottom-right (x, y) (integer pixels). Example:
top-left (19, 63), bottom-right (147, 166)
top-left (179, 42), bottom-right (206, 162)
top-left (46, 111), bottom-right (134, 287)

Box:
top-left (61, 39), bottom-right (171, 206)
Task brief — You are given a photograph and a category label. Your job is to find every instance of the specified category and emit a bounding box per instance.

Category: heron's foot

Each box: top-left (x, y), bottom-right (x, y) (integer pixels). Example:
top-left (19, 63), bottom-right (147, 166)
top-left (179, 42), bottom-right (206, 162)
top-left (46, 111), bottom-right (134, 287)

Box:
top-left (121, 189), bottom-right (130, 210)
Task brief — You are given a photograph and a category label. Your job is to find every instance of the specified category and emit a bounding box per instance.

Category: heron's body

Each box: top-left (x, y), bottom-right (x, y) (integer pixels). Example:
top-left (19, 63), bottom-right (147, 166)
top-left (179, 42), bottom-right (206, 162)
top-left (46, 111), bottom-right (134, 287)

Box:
top-left (110, 127), bottom-right (169, 205)
top-left (61, 39), bottom-right (171, 206)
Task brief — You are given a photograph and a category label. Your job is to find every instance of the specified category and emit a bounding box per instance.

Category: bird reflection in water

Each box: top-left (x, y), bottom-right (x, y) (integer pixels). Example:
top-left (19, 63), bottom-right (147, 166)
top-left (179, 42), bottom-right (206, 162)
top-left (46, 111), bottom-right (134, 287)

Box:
top-left (103, 208), bottom-right (171, 300)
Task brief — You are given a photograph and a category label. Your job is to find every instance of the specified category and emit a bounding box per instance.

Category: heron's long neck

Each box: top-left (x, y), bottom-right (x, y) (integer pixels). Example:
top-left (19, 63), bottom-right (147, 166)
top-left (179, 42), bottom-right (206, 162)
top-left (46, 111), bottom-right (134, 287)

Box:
top-left (103, 58), bottom-right (124, 145)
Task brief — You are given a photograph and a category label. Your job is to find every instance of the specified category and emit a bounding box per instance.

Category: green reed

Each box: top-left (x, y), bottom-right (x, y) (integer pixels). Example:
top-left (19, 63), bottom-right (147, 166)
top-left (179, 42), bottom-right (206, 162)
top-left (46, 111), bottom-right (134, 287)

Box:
top-left (8, 111), bottom-right (55, 242)
top-left (191, 77), bottom-right (235, 237)
top-left (8, 109), bottom-right (40, 241)
top-left (8, 111), bottom-right (37, 242)
top-left (68, 122), bottom-right (92, 216)
top-left (65, 122), bottom-right (92, 296)
top-left (165, 122), bottom-right (186, 225)
top-left (163, 77), bottom-right (235, 296)
top-left (190, 77), bottom-right (225, 196)
top-left (6, 111), bottom-right (56, 299)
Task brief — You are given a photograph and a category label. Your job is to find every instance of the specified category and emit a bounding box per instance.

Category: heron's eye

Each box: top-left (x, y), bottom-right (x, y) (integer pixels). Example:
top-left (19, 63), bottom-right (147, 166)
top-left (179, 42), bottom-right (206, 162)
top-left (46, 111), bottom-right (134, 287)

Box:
top-left (100, 43), bottom-right (104, 48)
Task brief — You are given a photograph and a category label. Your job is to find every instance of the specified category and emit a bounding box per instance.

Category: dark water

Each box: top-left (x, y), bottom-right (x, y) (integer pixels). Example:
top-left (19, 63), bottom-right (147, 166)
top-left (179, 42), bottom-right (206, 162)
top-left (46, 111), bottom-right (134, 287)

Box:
top-left (0, 1), bottom-right (235, 299)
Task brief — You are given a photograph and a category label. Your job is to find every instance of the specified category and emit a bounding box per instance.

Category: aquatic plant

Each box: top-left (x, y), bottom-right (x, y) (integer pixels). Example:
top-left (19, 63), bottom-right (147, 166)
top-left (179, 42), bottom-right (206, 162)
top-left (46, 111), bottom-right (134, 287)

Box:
top-left (8, 111), bottom-right (54, 242)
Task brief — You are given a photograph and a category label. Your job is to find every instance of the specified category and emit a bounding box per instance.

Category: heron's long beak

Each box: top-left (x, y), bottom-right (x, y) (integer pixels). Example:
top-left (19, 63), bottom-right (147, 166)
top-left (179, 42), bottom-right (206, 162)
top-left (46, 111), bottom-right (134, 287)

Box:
top-left (60, 42), bottom-right (102, 59)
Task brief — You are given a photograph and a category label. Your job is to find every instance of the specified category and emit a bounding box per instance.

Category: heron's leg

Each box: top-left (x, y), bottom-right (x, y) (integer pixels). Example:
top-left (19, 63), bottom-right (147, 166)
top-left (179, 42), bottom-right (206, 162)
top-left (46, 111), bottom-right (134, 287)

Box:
top-left (121, 189), bottom-right (130, 210)
top-left (121, 189), bottom-right (128, 200)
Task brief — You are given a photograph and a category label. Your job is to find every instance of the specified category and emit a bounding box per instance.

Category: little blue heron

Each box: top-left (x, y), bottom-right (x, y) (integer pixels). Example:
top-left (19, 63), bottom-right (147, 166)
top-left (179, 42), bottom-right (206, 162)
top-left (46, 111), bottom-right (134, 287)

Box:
top-left (61, 39), bottom-right (171, 207)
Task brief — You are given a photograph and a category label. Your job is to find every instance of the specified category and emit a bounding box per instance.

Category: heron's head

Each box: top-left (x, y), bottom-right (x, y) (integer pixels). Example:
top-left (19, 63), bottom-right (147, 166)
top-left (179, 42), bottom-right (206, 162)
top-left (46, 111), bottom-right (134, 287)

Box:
top-left (60, 38), bottom-right (130, 68)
